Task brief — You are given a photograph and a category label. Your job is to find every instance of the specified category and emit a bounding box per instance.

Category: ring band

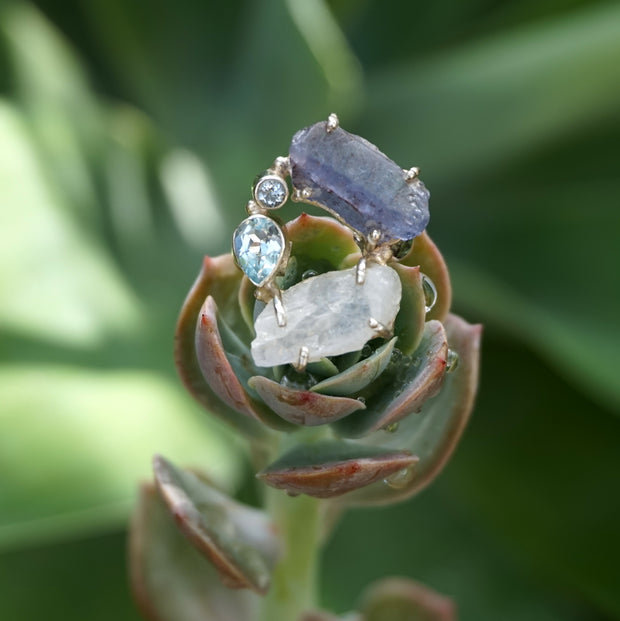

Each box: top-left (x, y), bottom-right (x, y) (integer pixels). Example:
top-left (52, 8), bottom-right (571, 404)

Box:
top-left (232, 113), bottom-right (431, 330)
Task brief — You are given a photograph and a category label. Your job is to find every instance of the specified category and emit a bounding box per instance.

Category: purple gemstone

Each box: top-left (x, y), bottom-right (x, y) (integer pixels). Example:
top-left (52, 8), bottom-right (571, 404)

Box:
top-left (289, 122), bottom-right (430, 244)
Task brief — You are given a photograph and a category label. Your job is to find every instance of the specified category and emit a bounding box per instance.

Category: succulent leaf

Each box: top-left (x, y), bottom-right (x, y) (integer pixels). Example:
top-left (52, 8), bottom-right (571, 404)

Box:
top-left (238, 275), bottom-right (257, 336)
top-left (175, 255), bottom-right (267, 440)
top-left (399, 232), bottom-right (452, 322)
top-left (306, 357), bottom-right (341, 378)
top-left (196, 296), bottom-right (294, 432)
top-left (311, 338), bottom-right (397, 396)
top-left (152, 455), bottom-right (280, 595)
top-left (257, 440), bottom-right (418, 498)
top-left (285, 213), bottom-right (360, 267)
top-left (177, 215), bottom-right (477, 502)
top-left (392, 264), bottom-right (426, 355)
top-left (248, 375), bottom-right (366, 426)
top-left (129, 483), bottom-right (259, 621)
top-left (358, 577), bottom-right (456, 621)
top-left (341, 314), bottom-right (482, 506)
top-left (299, 612), bottom-right (361, 621)
top-left (333, 321), bottom-right (448, 438)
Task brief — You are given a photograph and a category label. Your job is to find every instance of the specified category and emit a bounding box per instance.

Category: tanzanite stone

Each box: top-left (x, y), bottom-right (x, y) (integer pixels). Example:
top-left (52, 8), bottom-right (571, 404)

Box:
top-left (233, 215), bottom-right (285, 286)
top-left (289, 122), bottom-right (430, 244)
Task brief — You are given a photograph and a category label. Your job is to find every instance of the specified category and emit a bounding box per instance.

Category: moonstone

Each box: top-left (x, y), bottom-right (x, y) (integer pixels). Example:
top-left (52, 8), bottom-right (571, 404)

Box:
top-left (251, 264), bottom-right (402, 368)
top-left (289, 122), bottom-right (430, 244)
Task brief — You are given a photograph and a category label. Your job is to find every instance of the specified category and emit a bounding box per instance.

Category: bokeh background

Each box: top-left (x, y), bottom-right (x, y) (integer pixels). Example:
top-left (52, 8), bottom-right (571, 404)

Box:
top-left (1, 0), bottom-right (619, 619)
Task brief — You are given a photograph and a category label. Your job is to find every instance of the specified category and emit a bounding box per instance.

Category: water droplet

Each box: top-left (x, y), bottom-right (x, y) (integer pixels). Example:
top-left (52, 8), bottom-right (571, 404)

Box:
top-left (302, 269), bottom-right (318, 280)
top-left (446, 348), bottom-right (459, 373)
top-left (390, 348), bottom-right (403, 364)
top-left (383, 463), bottom-right (417, 489)
top-left (383, 422), bottom-right (399, 433)
top-left (392, 238), bottom-right (414, 260)
top-left (421, 273), bottom-right (437, 313)
top-left (280, 368), bottom-right (318, 390)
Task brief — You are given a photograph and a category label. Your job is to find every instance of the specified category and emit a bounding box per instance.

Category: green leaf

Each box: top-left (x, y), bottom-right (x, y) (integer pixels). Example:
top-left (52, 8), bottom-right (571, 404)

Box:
top-left (130, 484), bottom-right (259, 621)
top-left (0, 100), bottom-right (139, 346)
top-left (442, 336), bottom-right (620, 616)
top-left (361, 2), bottom-right (620, 179)
top-left (358, 3), bottom-right (620, 412)
top-left (248, 375), bottom-right (365, 426)
top-left (0, 366), bottom-right (241, 550)
top-left (311, 337), bottom-right (397, 396)
top-left (152, 456), bottom-right (280, 595)
top-left (359, 577), bottom-right (455, 621)
top-left (175, 257), bottom-right (272, 439)
top-left (341, 315), bottom-right (481, 505)
top-left (333, 322), bottom-right (448, 438)
top-left (258, 440), bottom-right (417, 498)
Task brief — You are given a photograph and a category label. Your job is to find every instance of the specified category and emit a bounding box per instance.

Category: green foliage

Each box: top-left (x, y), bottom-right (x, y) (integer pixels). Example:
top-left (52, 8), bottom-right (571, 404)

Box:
top-left (1, 0), bottom-right (619, 619)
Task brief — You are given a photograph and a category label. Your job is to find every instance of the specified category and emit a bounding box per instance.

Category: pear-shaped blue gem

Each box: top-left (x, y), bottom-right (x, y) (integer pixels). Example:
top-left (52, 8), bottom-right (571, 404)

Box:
top-left (233, 215), bottom-right (285, 286)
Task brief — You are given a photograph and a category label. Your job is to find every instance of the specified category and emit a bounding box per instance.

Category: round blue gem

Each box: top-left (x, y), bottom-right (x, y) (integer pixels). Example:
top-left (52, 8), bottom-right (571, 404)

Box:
top-left (233, 215), bottom-right (285, 286)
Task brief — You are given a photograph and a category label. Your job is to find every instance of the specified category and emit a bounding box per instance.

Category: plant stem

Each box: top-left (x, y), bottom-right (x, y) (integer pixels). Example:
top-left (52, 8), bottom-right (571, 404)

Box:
top-left (259, 487), bottom-right (322, 621)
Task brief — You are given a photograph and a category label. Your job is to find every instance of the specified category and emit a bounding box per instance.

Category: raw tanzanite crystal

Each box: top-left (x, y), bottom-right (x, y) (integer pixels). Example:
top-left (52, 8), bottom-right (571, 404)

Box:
top-left (254, 175), bottom-right (288, 209)
top-left (251, 264), bottom-right (402, 367)
top-left (289, 122), bottom-right (430, 244)
top-left (233, 215), bottom-right (285, 286)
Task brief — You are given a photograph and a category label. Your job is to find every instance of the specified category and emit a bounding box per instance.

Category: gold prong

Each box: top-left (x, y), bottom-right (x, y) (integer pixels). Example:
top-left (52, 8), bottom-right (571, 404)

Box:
top-left (326, 113), bottom-right (339, 133)
top-left (404, 167), bottom-right (420, 182)
top-left (375, 245), bottom-right (393, 264)
top-left (369, 229), bottom-right (381, 245)
top-left (246, 199), bottom-right (265, 215)
top-left (292, 187), bottom-right (312, 202)
top-left (356, 256), bottom-right (367, 285)
top-left (273, 288), bottom-right (287, 327)
top-left (294, 346), bottom-right (309, 372)
top-left (368, 317), bottom-right (392, 338)
top-left (272, 156), bottom-right (290, 177)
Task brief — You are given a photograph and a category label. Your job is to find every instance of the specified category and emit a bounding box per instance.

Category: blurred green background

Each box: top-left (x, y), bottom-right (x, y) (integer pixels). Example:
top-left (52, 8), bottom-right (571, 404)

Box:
top-left (1, 0), bottom-right (619, 619)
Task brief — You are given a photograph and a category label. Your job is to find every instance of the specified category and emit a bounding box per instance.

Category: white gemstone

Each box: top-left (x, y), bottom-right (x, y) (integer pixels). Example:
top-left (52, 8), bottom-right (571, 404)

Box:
top-left (251, 264), bottom-right (402, 367)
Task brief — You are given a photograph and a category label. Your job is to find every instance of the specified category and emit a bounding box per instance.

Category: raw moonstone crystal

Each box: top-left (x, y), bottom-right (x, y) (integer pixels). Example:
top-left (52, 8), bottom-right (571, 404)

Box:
top-left (233, 215), bottom-right (285, 286)
top-left (251, 264), bottom-right (402, 367)
top-left (289, 122), bottom-right (430, 244)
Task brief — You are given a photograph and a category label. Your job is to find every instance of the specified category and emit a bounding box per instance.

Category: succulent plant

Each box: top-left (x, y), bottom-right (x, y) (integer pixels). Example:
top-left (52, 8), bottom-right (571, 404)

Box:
top-left (130, 212), bottom-right (481, 620)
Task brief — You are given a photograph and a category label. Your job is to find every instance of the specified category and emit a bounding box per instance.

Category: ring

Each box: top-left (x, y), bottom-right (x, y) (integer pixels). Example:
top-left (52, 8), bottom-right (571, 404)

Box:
top-left (232, 114), bottom-right (433, 369)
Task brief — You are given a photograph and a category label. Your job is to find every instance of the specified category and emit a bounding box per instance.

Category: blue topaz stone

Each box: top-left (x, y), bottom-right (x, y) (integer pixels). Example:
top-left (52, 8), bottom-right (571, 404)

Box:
top-left (254, 175), bottom-right (288, 209)
top-left (289, 121), bottom-right (430, 244)
top-left (233, 215), bottom-right (286, 286)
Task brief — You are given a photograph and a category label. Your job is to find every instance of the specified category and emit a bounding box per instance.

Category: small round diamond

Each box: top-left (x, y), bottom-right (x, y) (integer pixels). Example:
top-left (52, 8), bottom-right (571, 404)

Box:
top-left (255, 175), bottom-right (288, 209)
top-left (233, 215), bottom-right (285, 286)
